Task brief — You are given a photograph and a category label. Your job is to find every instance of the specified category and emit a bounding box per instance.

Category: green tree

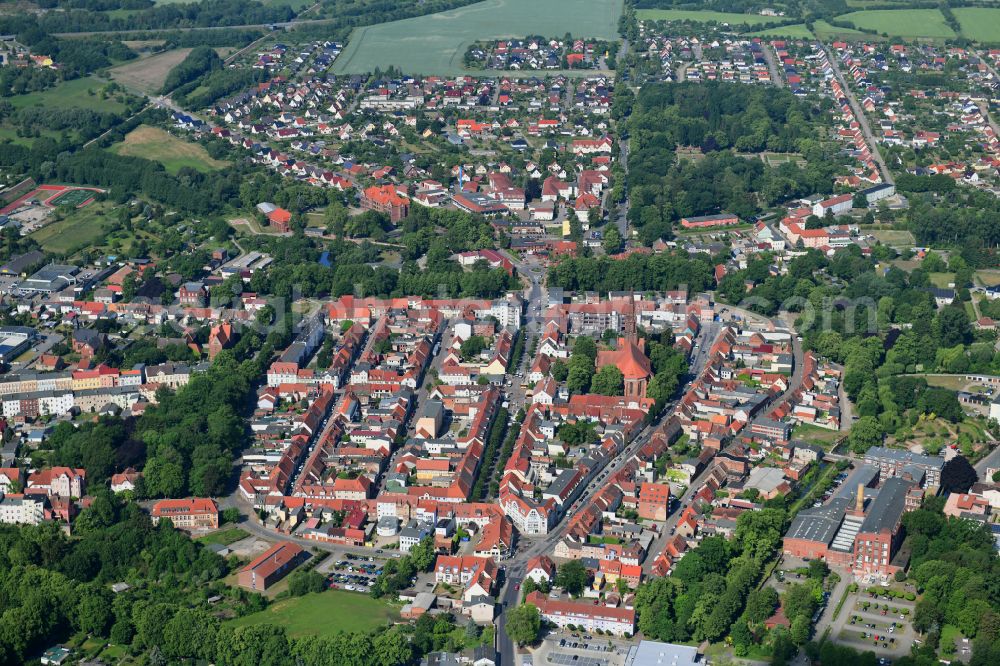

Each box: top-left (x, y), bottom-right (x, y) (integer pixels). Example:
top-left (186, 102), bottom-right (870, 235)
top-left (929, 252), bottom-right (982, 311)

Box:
top-left (555, 560), bottom-right (590, 597)
top-left (849, 416), bottom-right (883, 453)
top-left (590, 365), bottom-right (624, 396)
top-left (505, 603), bottom-right (541, 646)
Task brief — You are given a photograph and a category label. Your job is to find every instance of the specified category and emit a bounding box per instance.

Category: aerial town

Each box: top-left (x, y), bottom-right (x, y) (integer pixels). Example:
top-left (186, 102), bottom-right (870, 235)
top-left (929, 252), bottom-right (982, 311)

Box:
top-left (3, 1), bottom-right (1000, 666)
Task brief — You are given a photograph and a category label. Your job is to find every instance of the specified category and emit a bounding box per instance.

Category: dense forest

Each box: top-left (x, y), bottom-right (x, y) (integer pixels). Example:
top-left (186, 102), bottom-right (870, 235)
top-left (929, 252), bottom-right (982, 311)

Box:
top-left (623, 82), bottom-right (841, 243)
top-left (0, 0), bottom-right (295, 34)
top-left (547, 251), bottom-right (715, 294)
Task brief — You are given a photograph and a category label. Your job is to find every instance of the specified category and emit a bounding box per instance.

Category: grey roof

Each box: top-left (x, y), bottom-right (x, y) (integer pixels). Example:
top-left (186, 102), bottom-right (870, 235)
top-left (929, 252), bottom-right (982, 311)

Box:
top-left (833, 465), bottom-right (879, 501)
top-left (860, 477), bottom-right (911, 535)
top-left (626, 640), bottom-right (701, 666)
top-left (785, 497), bottom-right (850, 545)
top-left (865, 446), bottom-right (944, 471)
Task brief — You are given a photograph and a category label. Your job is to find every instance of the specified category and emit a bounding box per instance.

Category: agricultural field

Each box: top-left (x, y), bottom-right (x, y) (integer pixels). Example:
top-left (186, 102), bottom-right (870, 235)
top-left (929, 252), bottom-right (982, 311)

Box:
top-left (109, 48), bottom-right (194, 94)
top-left (227, 590), bottom-right (397, 638)
top-left (332, 0), bottom-right (622, 75)
top-left (7, 76), bottom-right (128, 113)
top-left (953, 8), bottom-right (1000, 44)
top-left (636, 9), bottom-right (776, 25)
top-left (113, 125), bottom-right (229, 174)
top-left (838, 9), bottom-right (956, 39)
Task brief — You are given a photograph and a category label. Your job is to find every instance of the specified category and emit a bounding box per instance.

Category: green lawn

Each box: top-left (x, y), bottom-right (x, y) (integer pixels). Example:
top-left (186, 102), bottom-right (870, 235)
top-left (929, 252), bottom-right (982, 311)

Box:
top-left (838, 9), bottom-right (956, 39)
top-left (332, 0), bottom-right (622, 76)
top-left (792, 422), bottom-right (843, 447)
top-left (29, 203), bottom-right (114, 255)
top-left (636, 9), bottom-right (777, 25)
top-left (953, 8), bottom-right (1000, 44)
top-left (196, 527), bottom-right (250, 546)
top-left (7, 76), bottom-right (128, 113)
top-left (227, 591), bottom-right (397, 638)
top-left (870, 229), bottom-right (915, 247)
top-left (928, 272), bottom-right (954, 289)
top-left (813, 19), bottom-right (869, 39)
top-left (750, 24), bottom-right (815, 39)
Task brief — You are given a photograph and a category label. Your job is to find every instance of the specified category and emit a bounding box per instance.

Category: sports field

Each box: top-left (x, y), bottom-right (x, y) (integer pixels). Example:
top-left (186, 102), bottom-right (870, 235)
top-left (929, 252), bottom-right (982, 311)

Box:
top-left (113, 125), bottom-right (229, 174)
top-left (226, 590), bottom-right (396, 638)
top-left (332, 0), bottom-right (622, 75)
top-left (838, 9), bottom-right (956, 39)
top-left (49, 189), bottom-right (96, 207)
top-left (953, 8), bottom-right (1000, 43)
top-left (636, 9), bottom-right (777, 25)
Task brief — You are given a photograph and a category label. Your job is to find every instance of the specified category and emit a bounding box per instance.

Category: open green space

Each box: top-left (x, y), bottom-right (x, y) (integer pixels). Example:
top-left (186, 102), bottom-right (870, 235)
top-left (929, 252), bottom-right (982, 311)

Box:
top-left (7, 76), bottom-right (128, 113)
top-left (112, 125), bottom-right (229, 175)
top-left (332, 0), bottom-right (622, 75)
top-left (750, 24), bottom-right (814, 39)
top-left (953, 8), bottom-right (1000, 44)
top-left (838, 9), bottom-right (956, 39)
top-left (791, 422), bottom-right (843, 446)
top-left (195, 527), bottom-right (250, 546)
top-left (870, 229), bottom-right (915, 247)
top-left (227, 590), bottom-right (397, 638)
top-left (636, 9), bottom-right (776, 25)
top-left (928, 272), bottom-right (954, 289)
top-left (813, 19), bottom-right (868, 39)
top-left (29, 203), bottom-right (115, 255)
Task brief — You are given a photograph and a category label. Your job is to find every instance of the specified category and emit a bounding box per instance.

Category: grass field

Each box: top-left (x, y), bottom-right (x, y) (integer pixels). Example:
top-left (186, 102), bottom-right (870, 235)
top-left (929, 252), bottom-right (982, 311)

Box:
top-left (976, 269), bottom-right (1000, 287)
top-left (870, 229), bottom-right (915, 247)
top-left (750, 24), bottom-right (814, 39)
top-left (227, 591), bottom-right (396, 638)
top-left (30, 204), bottom-right (114, 254)
top-left (928, 272), bottom-right (955, 289)
top-left (8, 76), bottom-right (127, 113)
top-left (332, 0), bottom-right (622, 75)
top-left (953, 8), bottom-right (1000, 44)
top-left (110, 48), bottom-right (193, 93)
top-left (196, 527), bottom-right (250, 546)
top-left (838, 9), bottom-right (956, 39)
top-left (813, 19), bottom-right (868, 39)
top-left (636, 9), bottom-right (776, 25)
top-left (113, 125), bottom-right (229, 174)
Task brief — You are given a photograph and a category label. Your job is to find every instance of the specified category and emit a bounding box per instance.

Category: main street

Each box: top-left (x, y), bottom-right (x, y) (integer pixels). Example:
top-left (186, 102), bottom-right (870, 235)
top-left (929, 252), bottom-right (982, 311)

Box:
top-left (495, 317), bottom-right (726, 666)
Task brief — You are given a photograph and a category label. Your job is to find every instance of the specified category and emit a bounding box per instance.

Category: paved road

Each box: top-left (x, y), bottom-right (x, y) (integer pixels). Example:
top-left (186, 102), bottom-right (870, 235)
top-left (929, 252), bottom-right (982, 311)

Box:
top-left (495, 319), bottom-right (727, 665)
top-left (821, 44), bottom-right (894, 185)
top-left (760, 42), bottom-right (784, 87)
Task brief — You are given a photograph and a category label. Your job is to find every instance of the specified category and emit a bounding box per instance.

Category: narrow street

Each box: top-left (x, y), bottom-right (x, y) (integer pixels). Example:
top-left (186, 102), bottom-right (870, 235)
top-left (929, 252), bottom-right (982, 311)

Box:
top-left (760, 42), bottom-right (785, 88)
top-left (821, 44), bottom-right (895, 185)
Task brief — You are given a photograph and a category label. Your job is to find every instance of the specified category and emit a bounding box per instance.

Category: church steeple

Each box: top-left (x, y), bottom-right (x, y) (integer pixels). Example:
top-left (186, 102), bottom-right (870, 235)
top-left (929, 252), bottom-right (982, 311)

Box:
top-left (624, 291), bottom-right (637, 344)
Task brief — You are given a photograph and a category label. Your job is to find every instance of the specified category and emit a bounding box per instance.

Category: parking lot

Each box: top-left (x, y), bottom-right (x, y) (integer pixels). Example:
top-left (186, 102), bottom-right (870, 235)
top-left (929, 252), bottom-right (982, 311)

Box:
top-left (530, 634), bottom-right (631, 666)
top-left (317, 552), bottom-right (386, 594)
top-left (832, 588), bottom-right (917, 660)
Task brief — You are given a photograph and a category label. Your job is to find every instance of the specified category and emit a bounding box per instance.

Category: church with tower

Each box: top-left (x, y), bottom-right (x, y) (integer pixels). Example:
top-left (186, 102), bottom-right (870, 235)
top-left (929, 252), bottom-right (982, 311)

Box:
top-left (595, 296), bottom-right (654, 399)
